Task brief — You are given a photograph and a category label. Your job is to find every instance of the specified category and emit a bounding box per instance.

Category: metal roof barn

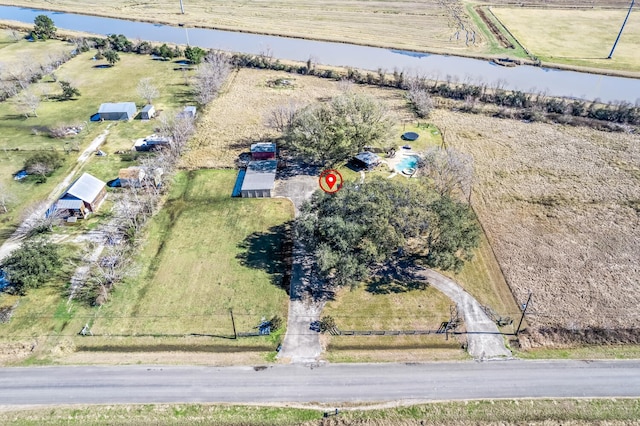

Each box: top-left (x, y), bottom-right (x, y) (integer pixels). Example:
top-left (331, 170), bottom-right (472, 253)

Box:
top-left (65, 173), bottom-right (106, 203)
top-left (240, 160), bottom-right (277, 198)
top-left (98, 102), bottom-right (137, 120)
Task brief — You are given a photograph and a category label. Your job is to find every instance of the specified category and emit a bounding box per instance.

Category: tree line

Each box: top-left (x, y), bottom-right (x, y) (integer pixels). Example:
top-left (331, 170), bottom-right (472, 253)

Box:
top-left (230, 52), bottom-right (639, 131)
top-left (17, 15), bottom-right (640, 130)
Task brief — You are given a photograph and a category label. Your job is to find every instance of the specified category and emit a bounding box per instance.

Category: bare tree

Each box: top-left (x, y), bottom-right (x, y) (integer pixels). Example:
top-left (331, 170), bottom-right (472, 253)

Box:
top-left (136, 77), bottom-right (160, 105)
top-left (419, 147), bottom-right (474, 201)
top-left (158, 112), bottom-right (196, 158)
top-left (266, 101), bottom-right (300, 132)
top-left (406, 78), bottom-right (433, 118)
top-left (15, 91), bottom-right (40, 117)
top-left (191, 50), bottom-right (231, 105)
top-left (26, 162), bottom-right (52, 180)
top-left (86, 244), bottom-right (133, 305)
top-left (0, 183), bottom-right (12, 214)
top-left (336, 78), bottom-right (354, 93)
top-left (6, 66), bottom-right (32, 91)
top-left (15, 202), bottom-right (63, 238)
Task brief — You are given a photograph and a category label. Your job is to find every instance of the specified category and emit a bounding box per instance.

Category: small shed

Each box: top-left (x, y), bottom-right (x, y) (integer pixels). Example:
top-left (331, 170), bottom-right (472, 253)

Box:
top-left (140, 104), bottom-right (155, 120)
top-left (98, 102), bottom-right (137, 121)
top-left (250, 143), bottom-right (276, 161)
top-left (240, 160), bottom-right (277, 198)
top-left (179, 105), bottom-right (197, 119)
top-left (56, 173), bottom-right (107, 218)
top-left (351, 152), bottom-right (381, 170)
top-left (118, 167), bottom-right (146, 188)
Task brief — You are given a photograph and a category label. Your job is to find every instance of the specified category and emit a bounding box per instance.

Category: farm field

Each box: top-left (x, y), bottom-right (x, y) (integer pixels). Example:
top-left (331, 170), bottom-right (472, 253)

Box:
top-left (491, 7), bottom-right (640, 73)
top-left (431, 108), bottom-right (640, 347)
top-left (0, 0), bottom-right (487, 56)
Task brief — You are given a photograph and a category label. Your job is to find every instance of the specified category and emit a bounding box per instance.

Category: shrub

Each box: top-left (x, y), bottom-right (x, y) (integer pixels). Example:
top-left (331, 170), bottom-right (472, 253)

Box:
top-left (0, 240), bottom-right (61, 295)
top-left (24, 150), bottom-right (63, 178)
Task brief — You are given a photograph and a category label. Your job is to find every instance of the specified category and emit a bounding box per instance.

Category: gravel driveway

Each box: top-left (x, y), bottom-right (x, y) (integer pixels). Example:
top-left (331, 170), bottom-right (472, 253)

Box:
top-left (273, 169), bottom-right (327, 363)
top-left (272, 164), bottom-right (511, 362)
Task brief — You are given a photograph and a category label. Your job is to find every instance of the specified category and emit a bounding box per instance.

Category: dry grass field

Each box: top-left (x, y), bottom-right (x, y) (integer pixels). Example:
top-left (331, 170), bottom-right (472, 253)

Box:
top-left (491, 7), bottom-right (640, 72)
top-left (1, 0), bottom-right (487, 55)
top-left (432, 108), bottom-right (640, 346)
top-left (184, 69), bottom-right (414, 169)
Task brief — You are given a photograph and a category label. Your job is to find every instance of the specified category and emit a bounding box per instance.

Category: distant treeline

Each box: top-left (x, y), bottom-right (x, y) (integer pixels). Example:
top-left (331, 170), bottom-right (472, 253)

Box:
top-left (42, 32), bottom-right (640, 131)
top-left (230, 52), bottom-right (640, 131)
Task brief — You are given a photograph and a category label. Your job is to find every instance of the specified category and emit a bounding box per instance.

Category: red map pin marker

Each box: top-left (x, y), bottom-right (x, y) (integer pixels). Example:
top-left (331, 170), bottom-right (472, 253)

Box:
top-left (325, 173), bottom-right (336, 189)
top-left (319, 169), bottom-right (343, 194)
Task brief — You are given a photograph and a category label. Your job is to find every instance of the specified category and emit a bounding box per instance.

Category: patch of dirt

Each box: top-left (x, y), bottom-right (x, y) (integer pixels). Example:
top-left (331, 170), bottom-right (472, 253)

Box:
top-left (433, 109), bottom-right (640, 346)
top-left (476, 7), bottom-right (514, 49)
top-left (0, 341), bottom-right (36, 364)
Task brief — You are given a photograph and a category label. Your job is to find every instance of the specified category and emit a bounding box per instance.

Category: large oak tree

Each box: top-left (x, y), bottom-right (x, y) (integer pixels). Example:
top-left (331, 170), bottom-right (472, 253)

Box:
top-left (297, 178), bottom-right (480, 287)
top-left (284, 93), bottom-right (393, 166)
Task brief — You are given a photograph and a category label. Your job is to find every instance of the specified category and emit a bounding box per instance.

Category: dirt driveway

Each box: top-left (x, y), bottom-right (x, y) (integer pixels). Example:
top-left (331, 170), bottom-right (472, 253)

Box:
top-left (0, 127), bottom-right (110, 262)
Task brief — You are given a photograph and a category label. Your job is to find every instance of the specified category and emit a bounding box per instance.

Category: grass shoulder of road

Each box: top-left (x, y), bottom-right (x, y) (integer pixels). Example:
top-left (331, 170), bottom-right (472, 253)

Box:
top-left (491, 7), bottom-right (640, 74)
top-left (2, 399), bottom-right (640, 425)
top-left (517, 344), bottom-right (640, 360)
top-left (78, 169), bottom-right (292, 355)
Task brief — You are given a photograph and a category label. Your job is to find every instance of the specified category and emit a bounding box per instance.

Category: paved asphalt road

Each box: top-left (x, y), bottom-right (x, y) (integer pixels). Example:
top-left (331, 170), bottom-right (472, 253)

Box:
top-left (0, 360), bottom-right (639, 406)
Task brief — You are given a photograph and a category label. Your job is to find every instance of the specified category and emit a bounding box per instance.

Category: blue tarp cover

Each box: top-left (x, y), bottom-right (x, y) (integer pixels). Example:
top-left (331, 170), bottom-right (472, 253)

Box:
top-left (231, 169), bottom-right (246, 197)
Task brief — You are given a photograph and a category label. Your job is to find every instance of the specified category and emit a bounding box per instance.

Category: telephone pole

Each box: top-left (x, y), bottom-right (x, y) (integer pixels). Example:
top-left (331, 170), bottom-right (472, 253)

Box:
top-left (515, 292), bottom-right (532, 336)
top-left (608, 0), bottom-right (635, 59)
top-left (179, 0), bottom-right (185, 14)
top-left (229, 308), bottom-right (237, 339)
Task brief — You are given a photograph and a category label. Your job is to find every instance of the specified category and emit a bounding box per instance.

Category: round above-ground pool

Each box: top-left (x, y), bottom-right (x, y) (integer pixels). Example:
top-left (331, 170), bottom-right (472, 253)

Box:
top-left (395, 155), bottom-right (419, 173)
top-left (402, 131), bottom-right (419, 141)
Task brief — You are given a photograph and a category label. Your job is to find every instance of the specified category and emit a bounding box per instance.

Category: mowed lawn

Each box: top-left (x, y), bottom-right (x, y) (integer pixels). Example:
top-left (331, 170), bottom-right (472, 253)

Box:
top-left (492, 7), bottom-right (640, 73)
top-left (0, 47), bottom-right (195, 244)
top-left (91, 170), bottom-right (293, 339)
top-left (0, 30), bottom-right (75, 80)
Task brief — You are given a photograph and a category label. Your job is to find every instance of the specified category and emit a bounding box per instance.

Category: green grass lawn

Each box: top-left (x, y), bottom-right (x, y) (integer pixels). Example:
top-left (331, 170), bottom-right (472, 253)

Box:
top-left (2, 398), bottom-right (640, 425)
top-left (0, 49), bottom-right (196, 244)
top-left (0, 30), bottom-right (76, 81)
top-left (0, 243), bottom-right (80, 341)
top-left (88, 169), bottom-right (293, 342)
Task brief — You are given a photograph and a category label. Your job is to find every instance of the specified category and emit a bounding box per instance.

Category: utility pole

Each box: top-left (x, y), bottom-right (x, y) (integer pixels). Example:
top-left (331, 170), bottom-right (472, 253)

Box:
top-left (515, 292), bottom-right (532, 336)
top-left (179, 0), bottom-right (185, 14)
top-left (608, 0), bottom-right (635, 59)
top-left (229, 308), bottom-right (237, 339)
